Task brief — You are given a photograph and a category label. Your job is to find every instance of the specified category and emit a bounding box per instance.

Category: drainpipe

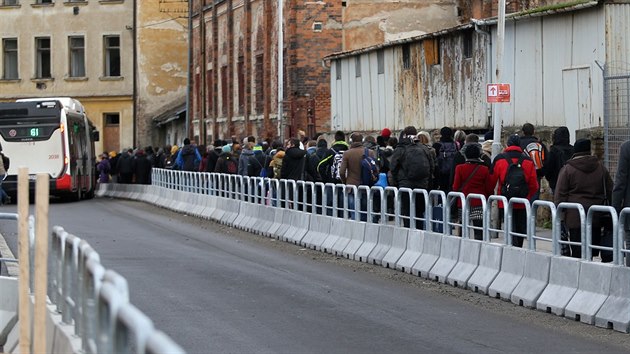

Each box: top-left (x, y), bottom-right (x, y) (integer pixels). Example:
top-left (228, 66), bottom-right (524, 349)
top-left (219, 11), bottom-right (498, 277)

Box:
top-left (277, 0), bottom-right (284, 141)
top-left (185, 0), bottom-right (192, 140)
top-left (132, 0), bottom-right (137, 148)
top-left (492, 0), bottom-right (506, 160)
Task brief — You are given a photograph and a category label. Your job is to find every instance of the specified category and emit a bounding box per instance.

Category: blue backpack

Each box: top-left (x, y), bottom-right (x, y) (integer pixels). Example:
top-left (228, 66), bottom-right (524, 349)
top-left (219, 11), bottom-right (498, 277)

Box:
top-left (360, 148), bottom-right (379, 186)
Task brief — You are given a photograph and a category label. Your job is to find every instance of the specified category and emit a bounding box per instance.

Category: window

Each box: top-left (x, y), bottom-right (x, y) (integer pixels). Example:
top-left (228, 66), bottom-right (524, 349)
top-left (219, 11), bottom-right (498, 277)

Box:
top-left (402, 44), bottom-right (411, 70)
top-left (2, 38), bottom-right (18, 79)
top-left (104, 113), bottom-right (119, 125)
top-left (35, 37), bottom-right (51, 79)
top-left (206, 69), bottom-right (213, 116)
top-left (335, 60), bottom-right (341, 80)
top-left (377, 50), bottom-right (384, 74)
top-left (3, 0), bottom-right (19, 5)
top-left (104, 35), bottom-right (120, 77)
top-left (424, 38), bottom-right (441, 66)
top-left (463, 31), bottom-right (473, 59)
top-left (36, 0), bottom-right (52, 3)
top-left (69, 36), bottom-right (85, 77)
top-left (355, 56), bottom-right (361, 78)
top-left (312, 22), bottom-right (322, 32)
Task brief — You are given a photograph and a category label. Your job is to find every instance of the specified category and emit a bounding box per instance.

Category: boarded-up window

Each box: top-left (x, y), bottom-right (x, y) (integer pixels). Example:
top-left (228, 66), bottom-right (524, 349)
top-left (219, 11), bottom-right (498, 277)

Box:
top-left (237, 57), bottom-right (244, 115)
top-left (206, 69), bottom-right (213, 116)
top-left (463, 31), bottom-right (473, 59)
top-left (377, 50), bottom-right (384, 74)
top-left (195, 72), bottom-right (200, 117)
top-left (424, 38), bottom-right (440, 66)
top-left (335, 60), bottom-right (341, 80)
top-left (221, 66), bottom-right (228, 116)
top-left (355, 56), bottom-right (361, 77)
top-left (402, 44), bottom-right (411, 70)
top-left (255, 55), bottom-right (263, 115)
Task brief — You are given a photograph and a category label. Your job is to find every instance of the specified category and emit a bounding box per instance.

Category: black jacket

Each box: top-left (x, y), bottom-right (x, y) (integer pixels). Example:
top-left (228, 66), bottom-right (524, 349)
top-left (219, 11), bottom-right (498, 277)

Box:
top-left (390, 138), bottom-right (432, 190)
top-left (613, 140), bottom-right (630, 214)
top-left (132, 154), bottom-right (153, 184)
top-left (281, 146), bottom-right (307, 180)
top-left (544, 127), bottom-right (574, 190)
top-left (116, 153), bottom-right (134, 174)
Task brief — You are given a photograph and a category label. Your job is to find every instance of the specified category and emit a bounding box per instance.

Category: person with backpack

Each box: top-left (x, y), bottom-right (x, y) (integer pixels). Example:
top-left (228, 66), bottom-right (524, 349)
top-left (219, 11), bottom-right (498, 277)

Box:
top-left (176, 138), bottom-right (202, 172)
top-left (489, 134), bottom-right (539, 248)
top-left (612, 139), bottom-right (630, 265)
top-left (543, 126), bottom-right (573, 194)
top-left (215, 145), bottom-right (239, 175)
top-left (520, 123), bottom-right (547, 200)
top-left (339, 133), bottom-right (378, 221)
top-left (554, 139), bottom-right (612, 261)
top-left (390, 126), bottom-right (433, 228)
top-left (433, 126), bottom-right (459, 193)
top-left (317, 131), bottom-right (349, 216)
top-left (238, 140), bottom-right (256, 176)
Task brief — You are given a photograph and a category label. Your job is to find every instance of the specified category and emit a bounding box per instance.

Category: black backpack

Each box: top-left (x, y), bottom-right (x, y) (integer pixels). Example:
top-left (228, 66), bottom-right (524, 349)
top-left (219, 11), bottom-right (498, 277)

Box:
top-left (437, 141), bottom-right (458, 176)
top-left (501, 155), bottom-right (529, 199)
top-left (403, 144), bottom-right (430, 180)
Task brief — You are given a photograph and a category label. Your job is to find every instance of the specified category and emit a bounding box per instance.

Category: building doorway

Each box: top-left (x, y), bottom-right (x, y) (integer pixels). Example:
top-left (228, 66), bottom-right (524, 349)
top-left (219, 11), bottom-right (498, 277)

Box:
top-left (103, 113), bottom-right (120, 153)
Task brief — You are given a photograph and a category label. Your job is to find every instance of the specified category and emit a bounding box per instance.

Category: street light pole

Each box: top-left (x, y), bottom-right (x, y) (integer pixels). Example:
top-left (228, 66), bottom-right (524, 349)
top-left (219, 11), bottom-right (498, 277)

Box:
top-left (492, 0), bottom-right (506, 159)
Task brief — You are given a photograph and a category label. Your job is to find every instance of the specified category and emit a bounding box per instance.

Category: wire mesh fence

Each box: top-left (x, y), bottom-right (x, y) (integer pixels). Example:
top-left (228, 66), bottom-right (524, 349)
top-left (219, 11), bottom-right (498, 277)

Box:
top-left (604, 62), bottom-right (630, 179)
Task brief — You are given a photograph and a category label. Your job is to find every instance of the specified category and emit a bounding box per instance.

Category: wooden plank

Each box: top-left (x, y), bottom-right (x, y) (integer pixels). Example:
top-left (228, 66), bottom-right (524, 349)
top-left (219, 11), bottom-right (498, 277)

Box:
top-left (18, 167), bottom-right (30, 354)
top-left (33, 174), bottom-right (49, 354)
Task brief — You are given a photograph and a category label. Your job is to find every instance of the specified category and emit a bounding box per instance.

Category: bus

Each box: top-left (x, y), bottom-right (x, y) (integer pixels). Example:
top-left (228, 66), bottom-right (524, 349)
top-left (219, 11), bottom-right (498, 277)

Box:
top-left (0, 97), bottom-right (100, 201)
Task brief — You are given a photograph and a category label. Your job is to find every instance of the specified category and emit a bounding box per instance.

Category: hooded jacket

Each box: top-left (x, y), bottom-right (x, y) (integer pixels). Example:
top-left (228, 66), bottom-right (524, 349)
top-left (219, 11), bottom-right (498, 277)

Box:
top-left (339, 142), bottom-right (376, 186)
top-left (281, 146), bottom-right (307, 180)
top-left (489, 145), bottom-right (539, 209)
top-left (544, 127), bottom-right (574, 190)
top-left (238, 148), bottom-right (255, 176)
top-left (554, 153), bottom-right (612, 229)
top-left (176, 144), bottom-right (201, 171)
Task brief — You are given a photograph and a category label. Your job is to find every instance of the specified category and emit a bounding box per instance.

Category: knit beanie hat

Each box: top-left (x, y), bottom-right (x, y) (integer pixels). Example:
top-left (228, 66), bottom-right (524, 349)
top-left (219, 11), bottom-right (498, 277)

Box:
top-left (381, 128), bottom-right (392, 139)
top-left (574, 138), bottom-right (591, 154)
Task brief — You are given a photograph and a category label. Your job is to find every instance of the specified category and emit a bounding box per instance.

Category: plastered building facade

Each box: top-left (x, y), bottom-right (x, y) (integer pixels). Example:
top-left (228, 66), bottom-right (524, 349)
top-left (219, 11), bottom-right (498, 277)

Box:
top-left (0, 0), bottom-right (188, 153)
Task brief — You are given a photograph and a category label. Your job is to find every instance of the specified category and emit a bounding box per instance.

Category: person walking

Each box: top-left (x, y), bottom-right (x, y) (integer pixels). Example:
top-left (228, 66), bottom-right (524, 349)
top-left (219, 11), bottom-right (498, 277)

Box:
top-left (132, 149), bottom-right (153, 185)
top-left (452, 144), bottom-right (493, 240)
top-left (544, 126), bottom-right (574, 194)
top-left (613, 139), bottom-right (630, 265)
top-left (339, 133), bottom-right (378, 221)
top-left (116, 149), bottom-right (134, 184)
top-left (489, 134), bottom-right (539, 248)
top-left (555, 138), bottom-right (613, 261)
top-left (97, 153), bottom-right (111, 184)
top-left (390, 126), bottom-right (433, 228)
top-left (176, 138), bottom-right (202, 172)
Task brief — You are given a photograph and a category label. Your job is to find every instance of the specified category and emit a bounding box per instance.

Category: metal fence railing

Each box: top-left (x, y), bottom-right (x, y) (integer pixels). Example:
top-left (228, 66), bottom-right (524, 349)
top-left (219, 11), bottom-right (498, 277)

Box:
top-left (151, 168), bottom-right (630, 266)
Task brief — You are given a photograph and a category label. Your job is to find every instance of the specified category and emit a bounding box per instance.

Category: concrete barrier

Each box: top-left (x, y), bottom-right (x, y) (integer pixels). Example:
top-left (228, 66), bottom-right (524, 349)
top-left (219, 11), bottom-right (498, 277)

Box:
top-left (467, 243), bottom-right (503, 294)
top-left (244, 204), bottom-right (263, 233)
top-left (319, 218), bottom-right (346, 253)
top-left (0, 277), bottom-right (17, 346)
top-left (354, 224), bottom-right (380, 263)
top-left (564, 262), bottom-right (613, 325)
top-left (220, 198), bottom-right (241, 226)
top-left (446, 239), bottom-right (481, 289)
top-left (595, 266), bottom-right (630, 333)
top-left (267, 208), bottom-right (285, 238)
top-left (232, 202), bottom-right (250, 229)
top-left (428, 235), bottom-right (461, 283)
top-left (330, 219), bottom-right (360, 256)
top-left (255, 206), bottom-right (276, 236)
top-left (200, 195), bottom-right (217, 220)
top-left (411, 232), bottom-right (442, 278)
top-left (395, 230), bottom-right (424, 274)
top-left (282, 211), bottom-right (311, 244)
top-left (273, 209), bottom-right (293, 240)
top-left (536, 256), bottom-right (580, 316)
top-left (488, 247), bottom-right (527, 300)
top-left (367, 225), bottom-right (396, 266)
top-left (510, 251), bottom-right (551, 308)
top-left (381, 227), bottom-right (408, 269)
top-left (341, 221), bottom-right (367, 260)
top-left (301, 215), bottom-right (332, 250)
top-left (146, 185), bottom-right (160, 205)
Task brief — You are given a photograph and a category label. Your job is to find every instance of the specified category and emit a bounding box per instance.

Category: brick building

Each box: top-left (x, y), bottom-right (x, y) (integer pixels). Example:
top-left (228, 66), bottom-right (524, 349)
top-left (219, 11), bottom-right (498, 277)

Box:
top-left (189, 0), bottom-right (343, 144)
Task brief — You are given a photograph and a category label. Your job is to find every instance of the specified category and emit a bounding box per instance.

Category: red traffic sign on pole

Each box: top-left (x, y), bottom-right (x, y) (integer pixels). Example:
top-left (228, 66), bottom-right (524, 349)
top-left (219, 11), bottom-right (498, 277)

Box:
top-left (487, 83), bottom-right (511, 103)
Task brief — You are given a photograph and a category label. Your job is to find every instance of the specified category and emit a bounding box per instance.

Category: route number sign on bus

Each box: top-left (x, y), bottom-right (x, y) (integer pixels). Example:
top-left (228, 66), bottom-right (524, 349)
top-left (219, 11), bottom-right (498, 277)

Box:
top-left (487, 83), bottom-right (511, 103)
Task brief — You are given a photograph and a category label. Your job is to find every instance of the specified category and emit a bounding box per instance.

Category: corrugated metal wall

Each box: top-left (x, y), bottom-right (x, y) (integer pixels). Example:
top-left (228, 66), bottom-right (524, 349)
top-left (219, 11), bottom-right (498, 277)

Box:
top-left (330, 5), bottom-right (621, 135)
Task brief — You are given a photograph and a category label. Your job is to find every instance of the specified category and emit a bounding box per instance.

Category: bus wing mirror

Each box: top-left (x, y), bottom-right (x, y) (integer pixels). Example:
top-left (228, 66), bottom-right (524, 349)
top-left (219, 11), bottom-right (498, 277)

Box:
top-left (92, 130), bottom-right (100, 142)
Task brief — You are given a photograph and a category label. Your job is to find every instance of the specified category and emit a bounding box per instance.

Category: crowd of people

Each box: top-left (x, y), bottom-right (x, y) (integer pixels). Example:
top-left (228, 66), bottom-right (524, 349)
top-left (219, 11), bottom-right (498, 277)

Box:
top-left (97, 124), bottom-right (627, 263)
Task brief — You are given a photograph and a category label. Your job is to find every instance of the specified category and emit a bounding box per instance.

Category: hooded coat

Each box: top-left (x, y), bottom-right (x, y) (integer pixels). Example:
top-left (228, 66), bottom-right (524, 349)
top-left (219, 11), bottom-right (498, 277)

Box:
top-left (544, 127), bottom-right (574, 190)
top-left (554, 153), bottom-right (613, 229)
top-left (281, 146), bottom-right (306, 181)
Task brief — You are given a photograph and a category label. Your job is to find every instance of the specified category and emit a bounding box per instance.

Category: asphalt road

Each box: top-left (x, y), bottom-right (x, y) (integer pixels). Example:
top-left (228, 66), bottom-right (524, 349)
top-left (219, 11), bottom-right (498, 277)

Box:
top-left (0, 197), bottom-right (629, 353)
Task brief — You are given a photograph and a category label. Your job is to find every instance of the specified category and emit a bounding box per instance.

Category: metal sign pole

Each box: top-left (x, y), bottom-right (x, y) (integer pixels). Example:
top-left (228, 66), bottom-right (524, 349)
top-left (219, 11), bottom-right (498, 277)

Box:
top-left (492, 0), bottom-right (506, 159)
